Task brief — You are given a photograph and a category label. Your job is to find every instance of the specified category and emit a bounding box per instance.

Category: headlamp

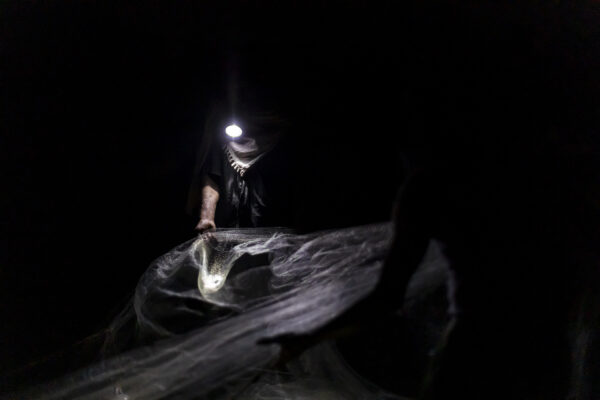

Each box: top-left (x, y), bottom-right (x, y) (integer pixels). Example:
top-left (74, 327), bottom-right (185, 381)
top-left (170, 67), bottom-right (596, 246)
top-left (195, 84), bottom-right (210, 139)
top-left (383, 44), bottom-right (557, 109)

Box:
top-left (225, 124), bottom-right (242, 138)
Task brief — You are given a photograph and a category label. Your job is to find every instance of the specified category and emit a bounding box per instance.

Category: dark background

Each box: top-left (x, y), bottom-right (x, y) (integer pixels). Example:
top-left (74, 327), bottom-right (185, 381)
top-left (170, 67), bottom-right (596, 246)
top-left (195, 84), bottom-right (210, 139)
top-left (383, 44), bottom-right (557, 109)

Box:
top-left (1, 0), bottom-right (599, 391)
top-left (0, 0), bottom-right (406, 375)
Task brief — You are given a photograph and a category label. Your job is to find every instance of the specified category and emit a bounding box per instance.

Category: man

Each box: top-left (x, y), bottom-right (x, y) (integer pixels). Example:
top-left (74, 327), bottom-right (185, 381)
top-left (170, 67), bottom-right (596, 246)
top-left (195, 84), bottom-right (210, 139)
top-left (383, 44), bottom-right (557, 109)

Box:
top-left (265, 2), bottom-right (598, 397)
top-left (193, 106), bottom-right (292, 232)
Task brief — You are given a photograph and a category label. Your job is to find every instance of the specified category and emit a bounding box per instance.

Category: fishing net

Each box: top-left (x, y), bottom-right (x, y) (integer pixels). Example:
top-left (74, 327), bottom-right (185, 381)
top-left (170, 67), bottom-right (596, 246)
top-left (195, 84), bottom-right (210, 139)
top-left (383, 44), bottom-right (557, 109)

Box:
top-left (9, 223), bottom-right (450, 400)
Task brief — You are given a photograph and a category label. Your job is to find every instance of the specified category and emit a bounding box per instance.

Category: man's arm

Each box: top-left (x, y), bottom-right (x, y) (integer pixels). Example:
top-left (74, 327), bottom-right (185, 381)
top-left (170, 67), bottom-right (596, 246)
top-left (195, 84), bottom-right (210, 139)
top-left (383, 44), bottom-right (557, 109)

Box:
top-left (257, 172), bottom-right (436, 363)
top-left (195, 174), bottom-right (219, 232)
top-left (369, 173), bottom-right (433, 313)
top-left (337, 170), bottom-right (435, 322)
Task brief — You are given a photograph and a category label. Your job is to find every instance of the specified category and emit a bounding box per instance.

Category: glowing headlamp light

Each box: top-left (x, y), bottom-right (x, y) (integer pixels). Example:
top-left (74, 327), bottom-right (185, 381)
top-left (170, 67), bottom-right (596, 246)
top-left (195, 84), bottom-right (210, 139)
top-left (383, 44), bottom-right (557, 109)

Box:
top-left (225, 124), bottom-right (242, 138)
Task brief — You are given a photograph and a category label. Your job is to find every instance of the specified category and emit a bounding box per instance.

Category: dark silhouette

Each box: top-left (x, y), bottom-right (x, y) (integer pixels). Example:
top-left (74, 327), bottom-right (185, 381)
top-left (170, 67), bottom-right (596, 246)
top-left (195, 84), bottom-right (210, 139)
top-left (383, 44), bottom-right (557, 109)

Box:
top-left (271, 2), bottom-right (600, 398)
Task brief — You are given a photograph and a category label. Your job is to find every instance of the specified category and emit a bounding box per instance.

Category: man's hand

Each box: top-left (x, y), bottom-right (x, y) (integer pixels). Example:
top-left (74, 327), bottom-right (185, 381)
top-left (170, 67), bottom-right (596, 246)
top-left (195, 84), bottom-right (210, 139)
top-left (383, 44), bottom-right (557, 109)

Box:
top-left (195, 218), bottom-right (216, 233)
top-left (196, 174), bottom-right (219, 234)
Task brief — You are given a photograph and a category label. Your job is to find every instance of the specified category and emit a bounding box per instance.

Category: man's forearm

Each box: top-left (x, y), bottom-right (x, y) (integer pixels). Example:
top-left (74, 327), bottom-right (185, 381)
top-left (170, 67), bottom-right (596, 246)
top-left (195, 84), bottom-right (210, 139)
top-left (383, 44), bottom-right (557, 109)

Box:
top-left (200, 175), bottom-right (219, 221)
top-left (196, 175), bottom-right (219, 232)
top-left (371, 173), bottom-right (432, 311)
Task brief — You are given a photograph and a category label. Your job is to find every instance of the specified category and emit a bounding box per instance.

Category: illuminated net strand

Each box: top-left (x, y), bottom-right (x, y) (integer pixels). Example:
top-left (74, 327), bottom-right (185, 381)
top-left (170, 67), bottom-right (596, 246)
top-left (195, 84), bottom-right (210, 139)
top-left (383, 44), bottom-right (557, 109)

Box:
top-left (15, 224), bottom-right (448, 400)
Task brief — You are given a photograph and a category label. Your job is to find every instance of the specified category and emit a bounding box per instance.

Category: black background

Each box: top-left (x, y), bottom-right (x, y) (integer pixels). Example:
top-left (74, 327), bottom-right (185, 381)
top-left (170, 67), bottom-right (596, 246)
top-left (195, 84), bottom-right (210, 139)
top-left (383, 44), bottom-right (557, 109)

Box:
top-left (1, 0), bottom-right (599, 387)
top-left (1, 0), bottom-right (406, 374)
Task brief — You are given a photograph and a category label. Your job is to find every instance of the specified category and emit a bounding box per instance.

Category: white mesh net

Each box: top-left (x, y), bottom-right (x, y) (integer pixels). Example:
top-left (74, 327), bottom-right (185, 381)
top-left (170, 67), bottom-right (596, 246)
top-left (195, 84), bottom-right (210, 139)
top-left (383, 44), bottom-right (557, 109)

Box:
top-left (10, 224), bottom-right (449, 400)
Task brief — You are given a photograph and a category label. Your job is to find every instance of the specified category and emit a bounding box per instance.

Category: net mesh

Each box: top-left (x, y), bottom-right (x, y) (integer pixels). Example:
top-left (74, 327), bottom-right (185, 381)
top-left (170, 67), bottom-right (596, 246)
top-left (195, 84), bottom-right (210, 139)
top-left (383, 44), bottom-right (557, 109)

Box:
top-left (9, 224), bottom-right (450, 400)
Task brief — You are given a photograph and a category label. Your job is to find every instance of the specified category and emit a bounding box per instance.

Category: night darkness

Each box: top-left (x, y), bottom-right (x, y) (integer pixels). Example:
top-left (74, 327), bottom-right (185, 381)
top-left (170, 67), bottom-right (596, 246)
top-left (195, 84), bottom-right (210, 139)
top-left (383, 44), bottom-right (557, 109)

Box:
top-left (1, 0), bottom-right (407, 376)
top-left (2, 0), bottom-right (600, 397)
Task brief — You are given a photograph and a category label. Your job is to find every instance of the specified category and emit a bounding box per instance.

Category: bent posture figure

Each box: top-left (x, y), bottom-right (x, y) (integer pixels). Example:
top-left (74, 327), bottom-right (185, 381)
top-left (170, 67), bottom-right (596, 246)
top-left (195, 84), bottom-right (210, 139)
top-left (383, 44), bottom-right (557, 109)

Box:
top-left (194, 111), bottom-right (289, 232)
top-left (296, 161), bottom-right (576, 400)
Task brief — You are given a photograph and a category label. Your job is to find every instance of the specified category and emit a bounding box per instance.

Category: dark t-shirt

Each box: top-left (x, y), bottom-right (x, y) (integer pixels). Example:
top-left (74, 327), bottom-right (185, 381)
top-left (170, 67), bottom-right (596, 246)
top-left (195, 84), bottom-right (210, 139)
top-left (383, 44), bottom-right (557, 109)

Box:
top-left (203, 137), bottom-right (293, 228)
